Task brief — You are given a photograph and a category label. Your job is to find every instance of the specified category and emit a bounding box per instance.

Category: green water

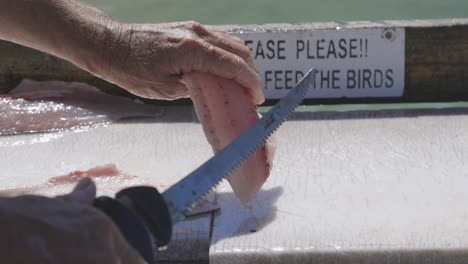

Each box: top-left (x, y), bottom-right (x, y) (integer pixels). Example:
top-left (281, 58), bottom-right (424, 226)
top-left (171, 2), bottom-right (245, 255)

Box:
top-left (258, 102), bottom-right (468, 113)
top-left (86, 0), bottom-right (468, 25)
top-left (85, 0), bottom-right (468, 111)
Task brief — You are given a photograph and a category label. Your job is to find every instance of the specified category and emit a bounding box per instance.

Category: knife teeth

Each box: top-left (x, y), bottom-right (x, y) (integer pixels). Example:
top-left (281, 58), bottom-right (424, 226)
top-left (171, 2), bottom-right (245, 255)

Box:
top-left (170, 68), bottom-right (315, 221)
top-left (186, 87), bottom-right (308, 212)
top-left (186, 69), bottom-right (312, 212)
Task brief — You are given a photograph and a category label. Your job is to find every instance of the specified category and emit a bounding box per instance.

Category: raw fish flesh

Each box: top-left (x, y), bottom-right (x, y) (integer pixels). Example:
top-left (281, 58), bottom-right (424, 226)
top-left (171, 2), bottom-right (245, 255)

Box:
top-left (0, 164), bottom-right (215, 216)
top-left (184, 72), bottom-right (276, 203)
top-left (0, 164), bottom-right (153, 197)
top-left (0, 79), bottom-right (163, 135)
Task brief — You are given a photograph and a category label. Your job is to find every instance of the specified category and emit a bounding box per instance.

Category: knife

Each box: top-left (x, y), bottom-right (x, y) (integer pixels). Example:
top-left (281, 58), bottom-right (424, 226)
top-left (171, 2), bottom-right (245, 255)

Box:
top-left (94, 68), bottom-right (317, 263)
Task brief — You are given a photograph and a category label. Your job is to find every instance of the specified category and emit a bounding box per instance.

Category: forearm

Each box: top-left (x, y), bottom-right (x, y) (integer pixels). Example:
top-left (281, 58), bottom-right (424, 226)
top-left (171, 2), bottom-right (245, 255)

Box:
top-left (0, 0), bottom-right (122, 76)
top-left (0, 1), bottom-right (263, 102)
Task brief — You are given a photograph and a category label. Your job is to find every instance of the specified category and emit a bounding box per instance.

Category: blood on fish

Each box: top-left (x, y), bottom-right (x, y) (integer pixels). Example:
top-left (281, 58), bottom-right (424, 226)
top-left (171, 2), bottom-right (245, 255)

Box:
top-left (0, 164), bottom-right (145, 197)
top-left (184, 72), bottom-right (277, 203)
top-left (47, 164), bottom-right (123, 184)
top-left (0, 164), bottom-right (215, 216)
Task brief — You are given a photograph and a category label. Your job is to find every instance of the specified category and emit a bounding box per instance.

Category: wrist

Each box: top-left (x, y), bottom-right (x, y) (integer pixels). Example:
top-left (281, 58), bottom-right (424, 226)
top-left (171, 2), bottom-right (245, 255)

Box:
top-left (66, 16), bottom-right (125, 80)
top-left (93, 22), bottom-right (133, 80)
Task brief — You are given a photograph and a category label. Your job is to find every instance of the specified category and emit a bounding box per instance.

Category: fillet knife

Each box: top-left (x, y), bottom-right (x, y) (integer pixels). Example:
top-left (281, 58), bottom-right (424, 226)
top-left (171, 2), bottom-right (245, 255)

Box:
top-left (94, 68), bottom-right (317, 263)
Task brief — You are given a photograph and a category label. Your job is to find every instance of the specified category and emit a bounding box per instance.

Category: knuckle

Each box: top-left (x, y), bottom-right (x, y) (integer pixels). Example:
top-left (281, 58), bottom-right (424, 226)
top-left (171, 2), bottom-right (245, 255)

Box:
top-left (185, 21), bottom-right (203, 30)
top-left (215, 35), bottom-right (253, 61)
top-left (239, 44), bottom-right (253, 59)
top-left (188, 21), bottom-right (210, 35)
top-left (185, 20), bottom-right (198, 26)
top-left (179, 37), bottom-right (203, 54)
top-left (189, 39), bottom-right (215, 58)
top-left (230, 55), bottom-right (246, 76)
top-left (182, 37), bottom-right (202, 47)
top-left (232, 35), bottom-right (245, 43)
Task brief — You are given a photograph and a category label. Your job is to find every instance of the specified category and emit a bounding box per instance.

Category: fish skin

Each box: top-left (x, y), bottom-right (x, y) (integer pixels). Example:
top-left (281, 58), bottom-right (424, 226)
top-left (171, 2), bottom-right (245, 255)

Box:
top-left (184, 72), bottom-right (276, 203)
top-left (0, 79), bottom-right (163, 135)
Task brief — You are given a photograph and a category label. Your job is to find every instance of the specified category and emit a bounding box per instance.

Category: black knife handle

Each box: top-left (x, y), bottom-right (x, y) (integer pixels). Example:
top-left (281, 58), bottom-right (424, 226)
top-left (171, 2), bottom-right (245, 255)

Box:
top-left (116, 186), bottom-right (173, 247)
top-left (93, 186), bottom-right (173, 263)
top-left (93, 196), bottom-right (154, 264)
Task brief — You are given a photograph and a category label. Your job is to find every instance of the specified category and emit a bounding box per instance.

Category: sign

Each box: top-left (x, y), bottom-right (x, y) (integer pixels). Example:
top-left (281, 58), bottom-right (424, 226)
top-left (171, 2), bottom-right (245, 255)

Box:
top-left (235, 28), bottom-right (405, 99)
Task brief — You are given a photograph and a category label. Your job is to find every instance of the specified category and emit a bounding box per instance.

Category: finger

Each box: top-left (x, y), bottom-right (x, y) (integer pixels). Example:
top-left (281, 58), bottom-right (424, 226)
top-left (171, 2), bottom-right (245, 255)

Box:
top-left (184, 23), bottom-right (257, 73)
top-left (117, 242), bottom-right (148, 264)
top-left (132, 78), bottom-right (189, 100)
top-left (205, 31), bottom-right (257, 72)
top-left (160, 77), bottom-right (190, 100)
top-left (66, 177), bottom-right (96, 204)
top-left (199, 28), bottom-right (255, 69)
top-left (189, 44), bottom-right (265, 104)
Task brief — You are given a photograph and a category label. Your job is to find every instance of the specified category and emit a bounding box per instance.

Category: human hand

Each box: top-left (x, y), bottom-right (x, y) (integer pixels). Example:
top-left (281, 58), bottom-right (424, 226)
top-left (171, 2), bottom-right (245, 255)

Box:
top-left (0, 178), bottom-right (146, 264)
top-left (98, 21), bottom-right (264, 104)
top-left (0, 1), bottom-right (262, 103)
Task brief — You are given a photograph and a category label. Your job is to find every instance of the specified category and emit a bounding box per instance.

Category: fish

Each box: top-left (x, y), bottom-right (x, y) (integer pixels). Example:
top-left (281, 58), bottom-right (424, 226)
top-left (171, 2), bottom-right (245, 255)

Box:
top-left (183, 72), bottom-right (276, 203)
top-left (1, 76), bottom-right (275, 203)
top-left (0, 79), bottom-right (163, 135)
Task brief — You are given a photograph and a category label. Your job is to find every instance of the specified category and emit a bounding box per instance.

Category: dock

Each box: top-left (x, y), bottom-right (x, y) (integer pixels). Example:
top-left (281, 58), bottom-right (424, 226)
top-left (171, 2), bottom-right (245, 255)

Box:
top-left (1, 18), bottom-right (468, 263)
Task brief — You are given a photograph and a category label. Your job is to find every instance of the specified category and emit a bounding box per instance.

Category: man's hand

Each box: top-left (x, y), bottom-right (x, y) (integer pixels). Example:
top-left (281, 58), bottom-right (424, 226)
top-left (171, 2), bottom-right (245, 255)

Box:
top-left (99, 22), bottom-right (263, 103)
top-left (0, 178), bottom-right (146, 264)
top-left (0, 0), bottom-right (264, 104)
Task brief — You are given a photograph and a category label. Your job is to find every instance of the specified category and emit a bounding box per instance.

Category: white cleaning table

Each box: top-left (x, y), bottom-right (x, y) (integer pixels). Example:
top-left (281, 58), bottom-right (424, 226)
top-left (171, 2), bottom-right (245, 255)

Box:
top-left (1, 106), bottom-right (468, 264)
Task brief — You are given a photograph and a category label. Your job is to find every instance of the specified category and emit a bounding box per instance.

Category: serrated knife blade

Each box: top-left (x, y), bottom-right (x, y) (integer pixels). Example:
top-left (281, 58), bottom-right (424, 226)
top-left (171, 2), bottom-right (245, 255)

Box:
top-left (162, 68), bottom-right (317, 224)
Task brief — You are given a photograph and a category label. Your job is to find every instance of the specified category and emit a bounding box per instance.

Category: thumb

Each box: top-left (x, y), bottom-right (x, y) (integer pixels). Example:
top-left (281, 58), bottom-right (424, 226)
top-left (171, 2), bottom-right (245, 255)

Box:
top-left (66, 177), bottom-right (97, 204)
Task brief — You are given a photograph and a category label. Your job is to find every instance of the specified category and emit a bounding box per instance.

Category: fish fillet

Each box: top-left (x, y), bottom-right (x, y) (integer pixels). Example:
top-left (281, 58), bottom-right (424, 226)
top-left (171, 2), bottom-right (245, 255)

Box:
top-left (184, 72), bottom-right (276, 203)
top-left (0, 79), bottom-right (163, 135)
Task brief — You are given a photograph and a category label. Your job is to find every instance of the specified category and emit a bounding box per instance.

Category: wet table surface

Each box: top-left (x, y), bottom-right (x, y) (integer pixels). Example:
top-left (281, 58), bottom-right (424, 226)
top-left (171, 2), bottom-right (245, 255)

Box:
top-left (1, 106), bottom-right (468, 264)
